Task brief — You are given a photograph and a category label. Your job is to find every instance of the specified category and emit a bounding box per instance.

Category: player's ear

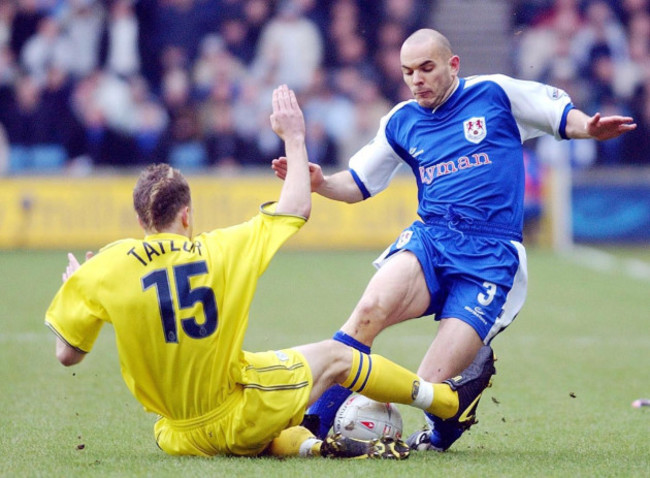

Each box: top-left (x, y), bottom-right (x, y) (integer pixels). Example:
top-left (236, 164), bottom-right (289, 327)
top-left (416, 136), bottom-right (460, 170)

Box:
top-left (137, 214), bottom-right (146, 230)
top-left (449, 55), bottom-right (460, 74)
top-left (181, 206), bottom-right (191, 228)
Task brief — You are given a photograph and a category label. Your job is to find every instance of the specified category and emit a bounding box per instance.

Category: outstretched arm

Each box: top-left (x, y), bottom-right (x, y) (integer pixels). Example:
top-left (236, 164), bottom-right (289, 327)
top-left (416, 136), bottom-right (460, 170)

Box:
top-left (270, 85), bottom-right (312, 218)
top-left (565, 109), bottom-right (636, 140)
top-left (55, 252), bottom-right (94, 366)
top-left (271, 159), bottom-right (365, 204)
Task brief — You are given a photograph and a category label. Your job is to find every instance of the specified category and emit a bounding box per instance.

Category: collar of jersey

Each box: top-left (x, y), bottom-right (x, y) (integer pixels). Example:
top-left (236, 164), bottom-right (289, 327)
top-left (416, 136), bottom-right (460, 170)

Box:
top-left (143, 232), bottom-right (191, 241)
top-left (424, 77), bottom-right (464, 114)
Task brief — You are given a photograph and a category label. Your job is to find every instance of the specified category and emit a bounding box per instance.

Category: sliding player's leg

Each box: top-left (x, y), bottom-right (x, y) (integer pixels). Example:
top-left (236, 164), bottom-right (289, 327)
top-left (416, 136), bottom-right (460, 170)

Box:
top-left (238, 348), bottom-right (409, 460)
top-left (305, 251), bottom-right (430, 438)
top-left (296, 338), bottom-right (494, 434)
top-left (267, 425), bottom-right (409, 459)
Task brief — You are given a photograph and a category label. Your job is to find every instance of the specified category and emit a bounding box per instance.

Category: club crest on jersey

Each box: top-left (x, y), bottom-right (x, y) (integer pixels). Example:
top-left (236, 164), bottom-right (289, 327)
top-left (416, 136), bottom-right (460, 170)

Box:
top-left (396, 230), bottom-right (413, 248)
top-left (463, 117), bottom-right (487, 144)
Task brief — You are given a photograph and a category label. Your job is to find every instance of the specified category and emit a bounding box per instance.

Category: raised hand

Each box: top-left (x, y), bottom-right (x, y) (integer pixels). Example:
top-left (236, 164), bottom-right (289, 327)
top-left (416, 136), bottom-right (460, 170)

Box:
top-left (62, 251), bottom-right (94, 282)
top-left (271, 156), bottom-right (325, 191)
top-left (270, 84), bottom-right (305, 143)
top-left (586, 112), bottom-right (637, 141)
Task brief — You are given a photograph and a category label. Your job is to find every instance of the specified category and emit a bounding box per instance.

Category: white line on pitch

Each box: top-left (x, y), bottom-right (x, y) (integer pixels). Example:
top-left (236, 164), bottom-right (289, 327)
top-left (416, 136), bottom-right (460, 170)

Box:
top-left (562, 246), bottom-right (650, 281)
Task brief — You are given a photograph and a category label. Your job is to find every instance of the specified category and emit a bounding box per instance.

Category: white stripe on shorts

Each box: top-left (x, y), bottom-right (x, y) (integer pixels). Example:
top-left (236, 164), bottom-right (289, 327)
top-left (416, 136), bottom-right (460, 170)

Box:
top-left (484, 241), bottom-right (528, 344)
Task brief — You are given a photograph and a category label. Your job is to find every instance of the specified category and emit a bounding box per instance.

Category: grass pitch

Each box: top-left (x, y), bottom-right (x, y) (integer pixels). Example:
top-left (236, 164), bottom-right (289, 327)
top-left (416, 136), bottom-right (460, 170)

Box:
top-left (0, 247), bottom-right (648, 477)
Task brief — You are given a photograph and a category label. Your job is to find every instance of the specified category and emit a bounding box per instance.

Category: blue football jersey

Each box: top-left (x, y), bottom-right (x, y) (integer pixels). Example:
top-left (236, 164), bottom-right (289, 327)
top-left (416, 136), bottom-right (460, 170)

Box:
top-left (348, 74), bottom-right (574, 234)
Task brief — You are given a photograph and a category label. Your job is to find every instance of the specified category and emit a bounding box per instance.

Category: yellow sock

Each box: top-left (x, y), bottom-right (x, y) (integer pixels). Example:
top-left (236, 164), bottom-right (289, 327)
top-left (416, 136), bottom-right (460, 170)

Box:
top-left (429, 383), bottom-right (459, 419)
top-left (342, 351), bottom-right (421, 404)
top-left (268, 426), bottom-right (320, 457)
top-left (341, 351), bottom-right (460, 419)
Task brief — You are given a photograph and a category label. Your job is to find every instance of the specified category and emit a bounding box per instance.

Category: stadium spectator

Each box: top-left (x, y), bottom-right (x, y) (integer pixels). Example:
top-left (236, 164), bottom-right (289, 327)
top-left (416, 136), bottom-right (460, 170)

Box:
top-left (156, 66), bottom-right (206, 169)
top-left (326, 0), bottom-right (360, 42)
top-left (328, 31), bottom-right (372, 73)
top-left (40, 65), bottom-right (85, 159)
top-left (373, 43), bottom-right (411, 103)
top-left (322, 0), bottom-right (360, 68)
top-left (294, 0), bottom-right (329, 38)
top-left (154, 0), bottom-right (216, 72)
top-left (272, 28), bottom-right (636, 452)
top-left (160, 65), bottom-right (192, 116)
top-left (20, 15), bottom-right (72, 84)
top-left (514, 2), bottom-right (583, 82)
top-left (45, 85), bottom-right (493, 460)
top-left (584, 44), bottom-right (636, 165)
top-left (0, 43), bottom-right (17, 87)
top-left (334, 71), bottom-right (392, 162)
top-left (571, 0), bottom-right (629, 78)
top-left (516, 0), bottom-right (580, 29)
top-left (238, 0), bottom-right (273, 63)
top-left (128, 74), bottom-right (168, 164)
top-left (380, 0), bottom-right (430, 33)
top-left (251, 0), bottom-right (323, 93)
top-left (586, 43), bottom-right (618, 108)
top-left (304, 118), bottom-right (338, 167)
top-left (620, 80), bottom-right (650, 164)
top-left (203, 102), bottom-right (243, 171)
top-left (218, 16), bottom-right (256, 66)
top-left (59, 0), bottom-right (105, 79)
top-left (70, 70), bottom-right (137, 166)
top-left (617, 0), bottom-right (650, 26)
top-left (301, 68), bottom-right (355, 164)
top-left (375, 20), bottom-right (408, 51)
top-left (0, 0), bottom-right (16, 48)
top-left (6, 73), bottom-right (46, 144)
top-left (198, 79), bottom-right (248, 169)
top-left (132, 0), bottom-right (162, 89)
top-left (9, 0), bottom-right (44, 60)
top-left (192, 34), bottom-right (245, 100)
top-left (103, 0), bottom-right (141, 78)
top-left (614, 8), bottom-right (650, 99)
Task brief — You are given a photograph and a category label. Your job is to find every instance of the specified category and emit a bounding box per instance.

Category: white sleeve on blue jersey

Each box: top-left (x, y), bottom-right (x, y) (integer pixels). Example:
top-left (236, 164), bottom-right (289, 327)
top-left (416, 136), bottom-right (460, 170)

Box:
top-left (348, 102), bottom-right (409, 197)
top-left (470, 74), bottom-right (573, 142)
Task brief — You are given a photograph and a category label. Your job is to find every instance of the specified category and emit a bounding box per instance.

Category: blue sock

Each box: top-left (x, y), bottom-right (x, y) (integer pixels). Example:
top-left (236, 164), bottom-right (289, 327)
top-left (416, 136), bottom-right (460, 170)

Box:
top-left (425, 412), bottom-right (464, 451)
top-left (307, 331), bottom-right (371, 438)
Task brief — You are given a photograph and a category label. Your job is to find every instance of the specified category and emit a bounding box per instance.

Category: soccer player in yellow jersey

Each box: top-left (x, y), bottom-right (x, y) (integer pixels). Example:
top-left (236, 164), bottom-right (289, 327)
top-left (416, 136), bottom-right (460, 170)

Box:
top-left (45, 85), bottom-right (495, 459)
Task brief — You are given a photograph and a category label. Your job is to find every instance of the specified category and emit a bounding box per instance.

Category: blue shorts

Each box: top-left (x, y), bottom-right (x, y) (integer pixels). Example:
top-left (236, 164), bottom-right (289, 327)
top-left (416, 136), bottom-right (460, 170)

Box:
top-left (374, 220), bottom-right (528, 343)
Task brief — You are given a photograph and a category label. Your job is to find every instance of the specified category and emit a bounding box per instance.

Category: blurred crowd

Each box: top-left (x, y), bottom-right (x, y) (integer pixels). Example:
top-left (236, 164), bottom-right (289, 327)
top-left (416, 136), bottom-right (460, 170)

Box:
top-left (514, 0), bottom-right (650, 167)
top-left (0, 0), bottom-right (430, 174)
top-left (0, 0), bottom-right (647, 175)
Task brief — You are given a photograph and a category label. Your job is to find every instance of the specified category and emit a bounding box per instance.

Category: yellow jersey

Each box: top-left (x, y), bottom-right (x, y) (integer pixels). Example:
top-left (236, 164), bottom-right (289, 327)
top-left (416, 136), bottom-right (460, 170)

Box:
top-left (45, 202), bottom-right (305, 420)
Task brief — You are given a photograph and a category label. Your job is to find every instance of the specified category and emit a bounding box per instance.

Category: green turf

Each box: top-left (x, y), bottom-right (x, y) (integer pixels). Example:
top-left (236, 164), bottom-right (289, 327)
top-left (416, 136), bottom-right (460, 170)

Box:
top-left (0, 248), bottom-right (648, 477)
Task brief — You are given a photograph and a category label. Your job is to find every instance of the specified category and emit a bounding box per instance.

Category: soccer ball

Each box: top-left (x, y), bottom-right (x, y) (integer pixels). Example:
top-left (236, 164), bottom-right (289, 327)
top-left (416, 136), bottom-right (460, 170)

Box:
top-left (333, 394), bottom-right (403, 440)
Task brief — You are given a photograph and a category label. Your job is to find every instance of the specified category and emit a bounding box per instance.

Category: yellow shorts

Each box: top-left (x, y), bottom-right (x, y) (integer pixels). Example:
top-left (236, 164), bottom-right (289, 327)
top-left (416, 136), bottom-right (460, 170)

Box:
top-left (154, 348), bottom-right (313, 456)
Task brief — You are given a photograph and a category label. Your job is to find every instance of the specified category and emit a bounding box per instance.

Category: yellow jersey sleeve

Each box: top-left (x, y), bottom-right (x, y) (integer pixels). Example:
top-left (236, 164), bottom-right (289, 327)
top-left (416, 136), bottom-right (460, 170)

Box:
top-left (45, 257), bottom-right (107, 353)
top-left (205, 202), bottom-right (306, 278)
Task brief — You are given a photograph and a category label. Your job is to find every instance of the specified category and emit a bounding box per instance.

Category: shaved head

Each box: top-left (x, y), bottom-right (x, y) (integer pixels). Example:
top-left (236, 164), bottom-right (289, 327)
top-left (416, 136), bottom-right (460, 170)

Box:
top-left (400, 29), bottom-right (460, 109)
top-left (402, 29), bottom-right (453, 60)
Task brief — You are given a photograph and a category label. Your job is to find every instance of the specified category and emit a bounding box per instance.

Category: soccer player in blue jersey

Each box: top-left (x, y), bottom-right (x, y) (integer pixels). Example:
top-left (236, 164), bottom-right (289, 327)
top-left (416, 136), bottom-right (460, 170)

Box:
top-left (272, 29), bottom-right (636, 451)
top-left (46, 84), bottom-right (496, 460)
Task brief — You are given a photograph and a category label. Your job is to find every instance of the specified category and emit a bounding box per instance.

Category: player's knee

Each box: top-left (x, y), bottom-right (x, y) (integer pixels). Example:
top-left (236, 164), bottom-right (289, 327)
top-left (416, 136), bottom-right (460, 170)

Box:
top-left (353, 295), bottom-right (389, 326)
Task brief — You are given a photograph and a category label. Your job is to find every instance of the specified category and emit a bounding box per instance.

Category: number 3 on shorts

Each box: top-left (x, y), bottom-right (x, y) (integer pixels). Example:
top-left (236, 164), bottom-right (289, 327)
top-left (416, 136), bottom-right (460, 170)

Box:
top-left (477, 281), bottom-right (497, 306)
